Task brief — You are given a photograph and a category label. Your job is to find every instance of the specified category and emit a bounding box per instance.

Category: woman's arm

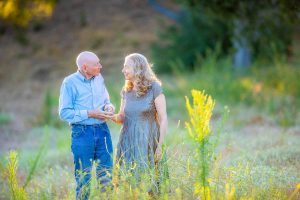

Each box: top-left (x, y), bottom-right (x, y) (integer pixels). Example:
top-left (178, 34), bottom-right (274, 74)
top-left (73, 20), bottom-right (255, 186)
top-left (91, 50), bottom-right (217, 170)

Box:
top-left (155, 93), bottom-right (168, 148)
top-left (110, 98), bottom-right (125, 124)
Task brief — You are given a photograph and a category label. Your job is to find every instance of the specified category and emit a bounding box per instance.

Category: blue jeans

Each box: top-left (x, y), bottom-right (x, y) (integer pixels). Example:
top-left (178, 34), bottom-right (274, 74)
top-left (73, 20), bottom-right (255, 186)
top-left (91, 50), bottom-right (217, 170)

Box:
top-left (71, 123), bottom-right (113, 200)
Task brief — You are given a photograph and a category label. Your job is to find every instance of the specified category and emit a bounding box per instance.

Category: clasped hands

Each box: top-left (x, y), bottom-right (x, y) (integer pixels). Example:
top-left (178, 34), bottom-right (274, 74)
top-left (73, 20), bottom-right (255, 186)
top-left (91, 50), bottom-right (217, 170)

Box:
top-left (87, 104), bottom-right (115, 120)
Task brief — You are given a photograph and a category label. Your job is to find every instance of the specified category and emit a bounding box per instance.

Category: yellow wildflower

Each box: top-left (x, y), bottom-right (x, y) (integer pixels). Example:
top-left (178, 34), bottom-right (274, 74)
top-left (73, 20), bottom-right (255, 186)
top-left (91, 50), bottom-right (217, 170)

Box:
top-left (225, 183), bottom-right (235, 200)
top-left (194, 183), bottom-right (211, 200)
top-left (175, 187), bottom-right (182, 198)
top-left (185, 90), bottom-right (215, 142)
top-left (288, 183), bottom-right (300, 200)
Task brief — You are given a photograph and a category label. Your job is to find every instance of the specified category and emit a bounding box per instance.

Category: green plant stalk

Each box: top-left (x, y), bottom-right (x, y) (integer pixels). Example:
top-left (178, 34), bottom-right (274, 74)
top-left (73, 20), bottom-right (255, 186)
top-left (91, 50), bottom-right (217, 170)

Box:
top-left (201, 140), bottom-right (207, 199)
top-left (23, 126), bottom-right (49, 188)
top-left (199, 138), bottom-right (210, 200)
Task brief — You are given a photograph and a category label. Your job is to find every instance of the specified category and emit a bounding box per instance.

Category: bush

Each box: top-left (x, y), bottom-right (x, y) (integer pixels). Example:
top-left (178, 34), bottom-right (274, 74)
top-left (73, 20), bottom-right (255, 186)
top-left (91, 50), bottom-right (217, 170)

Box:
top-left (0, 112), bottom-right (12, 125)
top-left (36, 89), bottom-right (63, 128)
top-left (151, 9), bottom-right (231, 73)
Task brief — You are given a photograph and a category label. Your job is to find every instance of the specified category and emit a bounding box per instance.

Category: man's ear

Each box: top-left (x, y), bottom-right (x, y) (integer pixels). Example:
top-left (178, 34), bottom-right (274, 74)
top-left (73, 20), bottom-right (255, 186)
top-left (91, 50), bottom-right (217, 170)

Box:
top-left (82, 65), bottom-right (87, 72)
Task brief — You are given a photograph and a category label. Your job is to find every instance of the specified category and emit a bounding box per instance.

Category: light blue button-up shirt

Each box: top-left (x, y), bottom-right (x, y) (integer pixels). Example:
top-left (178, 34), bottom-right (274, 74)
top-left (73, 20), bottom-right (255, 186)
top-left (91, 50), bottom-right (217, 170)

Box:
top-left (59, 71), bottom-right (112, 125)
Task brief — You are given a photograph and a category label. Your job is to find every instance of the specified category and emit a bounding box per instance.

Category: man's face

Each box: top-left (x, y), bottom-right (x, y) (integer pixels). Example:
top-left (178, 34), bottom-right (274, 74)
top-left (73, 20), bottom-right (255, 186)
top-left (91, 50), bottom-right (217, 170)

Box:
top-left (84, 59), bottom-right (102, 77)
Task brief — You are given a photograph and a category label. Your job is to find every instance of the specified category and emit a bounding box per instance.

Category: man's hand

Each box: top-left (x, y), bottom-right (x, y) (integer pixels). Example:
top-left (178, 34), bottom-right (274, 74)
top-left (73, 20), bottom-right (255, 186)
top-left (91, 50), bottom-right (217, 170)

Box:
top-left (104, 104), bottom-right (115, 114)
top-left (87, 110), bottom-right (113, 120)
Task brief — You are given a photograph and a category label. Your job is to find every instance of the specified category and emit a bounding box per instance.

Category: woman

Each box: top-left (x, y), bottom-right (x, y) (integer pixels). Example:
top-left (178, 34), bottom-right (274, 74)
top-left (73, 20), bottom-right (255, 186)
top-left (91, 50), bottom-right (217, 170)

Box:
top-left (110, 53), bottom-right (168, 192)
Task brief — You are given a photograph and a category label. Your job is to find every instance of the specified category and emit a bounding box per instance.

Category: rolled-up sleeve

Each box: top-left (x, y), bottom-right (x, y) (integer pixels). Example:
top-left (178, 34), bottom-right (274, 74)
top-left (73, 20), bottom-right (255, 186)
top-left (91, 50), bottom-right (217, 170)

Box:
top-left (59, 81), bottom-right (88, 123)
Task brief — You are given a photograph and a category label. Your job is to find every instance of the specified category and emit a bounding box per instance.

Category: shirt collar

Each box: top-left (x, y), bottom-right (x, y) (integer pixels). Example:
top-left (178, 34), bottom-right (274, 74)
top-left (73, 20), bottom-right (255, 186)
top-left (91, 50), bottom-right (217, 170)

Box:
top-left (76, 70), bottom-right (95, 82)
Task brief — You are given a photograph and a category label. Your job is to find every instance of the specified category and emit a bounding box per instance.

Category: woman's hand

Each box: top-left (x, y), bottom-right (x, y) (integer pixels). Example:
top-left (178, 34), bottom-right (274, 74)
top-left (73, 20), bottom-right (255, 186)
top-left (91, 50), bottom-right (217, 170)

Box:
top-left (155, 145), bottom-right (163, 161)
top-left (108, 113), bottom-right (124, 124)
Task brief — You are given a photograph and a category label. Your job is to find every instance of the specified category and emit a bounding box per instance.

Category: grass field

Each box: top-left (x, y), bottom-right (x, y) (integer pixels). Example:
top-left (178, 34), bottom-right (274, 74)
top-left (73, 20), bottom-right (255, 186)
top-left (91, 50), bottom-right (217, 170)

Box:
top-left (0, 58), bottom-right (300, 200)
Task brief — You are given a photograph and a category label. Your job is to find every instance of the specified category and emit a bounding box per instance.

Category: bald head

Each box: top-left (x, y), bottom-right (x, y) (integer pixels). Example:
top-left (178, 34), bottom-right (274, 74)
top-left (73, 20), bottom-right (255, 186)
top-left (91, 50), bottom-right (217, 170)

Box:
top-left (76, 51), bottom-right (99, 69)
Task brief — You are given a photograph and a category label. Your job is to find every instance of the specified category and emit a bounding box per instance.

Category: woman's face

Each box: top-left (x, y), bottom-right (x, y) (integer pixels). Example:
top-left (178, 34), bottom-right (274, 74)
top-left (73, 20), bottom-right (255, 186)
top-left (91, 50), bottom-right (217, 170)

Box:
top-left (122, 58), bottom-right (135, 81)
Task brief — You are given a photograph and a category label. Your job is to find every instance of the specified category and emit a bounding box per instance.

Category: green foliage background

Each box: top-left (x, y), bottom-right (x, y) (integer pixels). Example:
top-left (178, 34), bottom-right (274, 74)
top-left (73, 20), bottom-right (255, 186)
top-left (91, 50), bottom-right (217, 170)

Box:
top-left (152, 0), bottom-right (299, 72)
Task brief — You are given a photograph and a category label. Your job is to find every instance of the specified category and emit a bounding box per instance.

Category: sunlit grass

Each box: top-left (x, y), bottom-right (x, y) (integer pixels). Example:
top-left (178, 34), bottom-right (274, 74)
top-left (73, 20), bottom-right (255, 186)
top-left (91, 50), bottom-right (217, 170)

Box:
top-left (1, 55), bottom-right (300, 199)
top-left (163, 55), bottom-right (300, 127)
top-left (1, 119), bottom-right (300, 199)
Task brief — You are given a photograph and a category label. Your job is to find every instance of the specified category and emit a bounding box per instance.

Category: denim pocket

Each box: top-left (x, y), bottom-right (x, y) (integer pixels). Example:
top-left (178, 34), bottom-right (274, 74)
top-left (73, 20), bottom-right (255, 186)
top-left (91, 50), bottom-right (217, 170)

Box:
top-left (71, 125), bottom-right (85, 138)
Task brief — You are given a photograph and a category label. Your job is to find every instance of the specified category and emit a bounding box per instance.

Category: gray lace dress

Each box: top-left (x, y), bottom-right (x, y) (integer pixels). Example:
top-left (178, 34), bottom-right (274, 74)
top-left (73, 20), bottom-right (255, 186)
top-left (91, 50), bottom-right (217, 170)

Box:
top-left (116, 82), bottom-right (168, 184)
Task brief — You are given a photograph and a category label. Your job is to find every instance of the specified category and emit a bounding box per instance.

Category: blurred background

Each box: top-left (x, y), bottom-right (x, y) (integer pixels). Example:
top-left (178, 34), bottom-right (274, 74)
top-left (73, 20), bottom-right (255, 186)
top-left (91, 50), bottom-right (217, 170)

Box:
top-left (0, 0), bottom-right (299, 199)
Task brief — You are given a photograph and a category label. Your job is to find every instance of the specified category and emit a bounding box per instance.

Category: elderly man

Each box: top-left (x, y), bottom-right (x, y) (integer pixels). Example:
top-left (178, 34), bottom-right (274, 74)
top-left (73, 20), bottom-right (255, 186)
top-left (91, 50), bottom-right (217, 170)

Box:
top-left (59, 51), bottom-right (114, 199)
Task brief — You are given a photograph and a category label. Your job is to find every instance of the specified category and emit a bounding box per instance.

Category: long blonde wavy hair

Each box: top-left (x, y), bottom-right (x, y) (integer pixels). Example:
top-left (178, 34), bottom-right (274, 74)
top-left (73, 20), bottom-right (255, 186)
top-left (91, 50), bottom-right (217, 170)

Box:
top-left (123, 53), bottom-right (161, 97)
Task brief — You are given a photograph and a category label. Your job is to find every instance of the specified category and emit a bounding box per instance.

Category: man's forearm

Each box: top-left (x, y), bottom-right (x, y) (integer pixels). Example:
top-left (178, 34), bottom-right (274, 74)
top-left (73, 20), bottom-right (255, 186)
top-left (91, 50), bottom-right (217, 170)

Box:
top-left (59, 108), bottom-right (88, 123)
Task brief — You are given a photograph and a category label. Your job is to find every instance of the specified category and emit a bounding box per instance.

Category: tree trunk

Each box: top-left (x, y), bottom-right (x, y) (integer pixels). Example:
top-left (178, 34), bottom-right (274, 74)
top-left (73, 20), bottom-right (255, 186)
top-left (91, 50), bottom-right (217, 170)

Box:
top-left (233, 19), bottom-right (251, 69)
